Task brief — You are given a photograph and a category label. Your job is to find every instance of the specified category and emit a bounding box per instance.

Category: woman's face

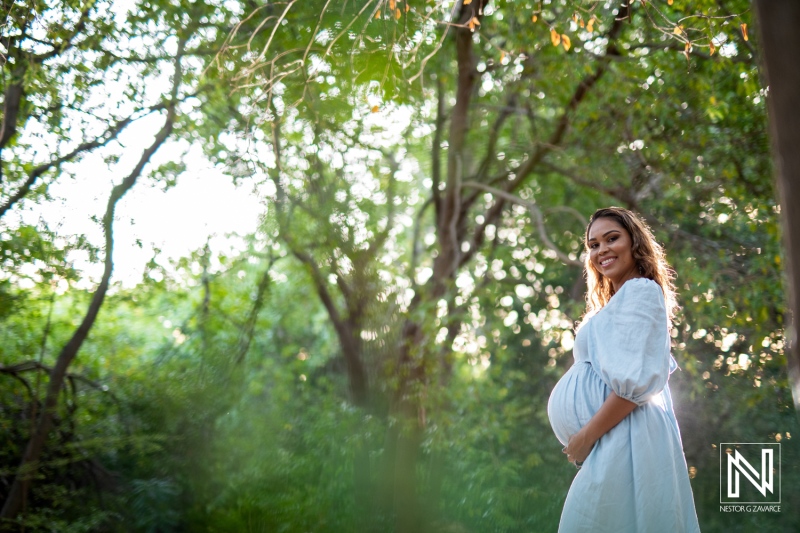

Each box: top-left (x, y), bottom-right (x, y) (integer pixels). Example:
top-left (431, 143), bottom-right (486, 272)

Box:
top-left (586, 217), bottom-right (640, 290)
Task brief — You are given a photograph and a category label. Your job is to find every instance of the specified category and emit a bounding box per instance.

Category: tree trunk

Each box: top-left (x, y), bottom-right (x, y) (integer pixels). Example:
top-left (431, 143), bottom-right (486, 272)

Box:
top-left (388, 3), bottom-right (489, 532)
top-left (754, 0), bottom-right (800, 410)
top-left (0, 73), bottom-right (24, 151)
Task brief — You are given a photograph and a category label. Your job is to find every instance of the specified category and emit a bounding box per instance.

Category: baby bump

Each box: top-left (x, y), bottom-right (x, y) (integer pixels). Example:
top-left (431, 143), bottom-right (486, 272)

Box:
top-left (547, 361), bottom-right (609, 446)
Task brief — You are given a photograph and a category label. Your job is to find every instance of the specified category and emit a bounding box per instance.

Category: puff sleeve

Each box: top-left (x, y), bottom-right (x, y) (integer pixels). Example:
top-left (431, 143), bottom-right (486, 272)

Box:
top-left (587, 278), bottom-right (672, 406)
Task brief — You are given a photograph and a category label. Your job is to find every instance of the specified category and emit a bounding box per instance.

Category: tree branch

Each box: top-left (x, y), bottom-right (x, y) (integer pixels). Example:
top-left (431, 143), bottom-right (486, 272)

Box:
top-left (410, 196), bottom-right (434, 288)
top-left (0, 83), bottom-right (198, 219)
top-left (460, 17), bottom-right (624, 266)
top-left (0, 114), bottom-right (135, 219)
top-left (0, 360), bottom-right (111, 397)
top-left (461, 181), bottom-right (582, 266)
top-left (31, 2), bottom-right (93, 64)
top-left (234, 256), bottom-right (276, 365)
top-left (431, 79), bottom-right (445, 226)
top-left (0, 1), bottom-right (94, 159)
top-left (473, 92), bottom-right (517, 184)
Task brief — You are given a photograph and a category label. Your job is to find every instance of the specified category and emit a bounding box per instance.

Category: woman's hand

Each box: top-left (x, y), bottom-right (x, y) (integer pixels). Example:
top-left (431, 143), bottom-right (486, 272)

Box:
top-left (563, 428), bottom-right (595, 467)
top-left (562, 392), bottom-right (638, 468)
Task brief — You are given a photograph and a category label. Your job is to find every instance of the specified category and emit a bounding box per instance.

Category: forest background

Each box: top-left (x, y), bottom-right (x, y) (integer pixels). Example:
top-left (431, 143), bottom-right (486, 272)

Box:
top-left (1, 0), bottom-right (798, 531)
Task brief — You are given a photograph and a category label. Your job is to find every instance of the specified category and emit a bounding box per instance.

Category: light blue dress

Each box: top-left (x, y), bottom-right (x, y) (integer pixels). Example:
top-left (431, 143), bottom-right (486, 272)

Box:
top-left (547, 277), bottom-right (701, 532)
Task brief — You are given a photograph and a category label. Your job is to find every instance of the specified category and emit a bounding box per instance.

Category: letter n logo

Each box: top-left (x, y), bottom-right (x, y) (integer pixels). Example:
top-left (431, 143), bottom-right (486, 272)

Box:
top-left (720, 443), bottom-right (781, 504)
top-left (728, 449), bottom-right (772, 497)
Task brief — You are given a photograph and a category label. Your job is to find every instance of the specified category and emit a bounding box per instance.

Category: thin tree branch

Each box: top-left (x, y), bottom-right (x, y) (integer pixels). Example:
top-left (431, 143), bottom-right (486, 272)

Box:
top-left (368, 149), bottom-right (400, 256)
top-left (461, 181), bottom-right (582, 266)
top-left (0, 1), bottom-right (93, 157)
top-left (410, 196), bottom-right (434, 287)
top-left (431, 79), bottom-right (445, 226)
top-left (234, 256), bottom-right (276, 365)
top-left (0, 116), bottom-right (132, 218)
top-left (433, 0), bottom-right (490, 284)
top-left (31, 2), bottom-right (93, 64)
top-left (30, 292), bottom-right (55, 440)
top-left (0, 361), bottom-right (111, 396)
top-left (544, 205), bottom-right (589, 229)
top-left (473, 93), bottom-right (517, 183)
top-left (0, 95), bottom-right (187, 219)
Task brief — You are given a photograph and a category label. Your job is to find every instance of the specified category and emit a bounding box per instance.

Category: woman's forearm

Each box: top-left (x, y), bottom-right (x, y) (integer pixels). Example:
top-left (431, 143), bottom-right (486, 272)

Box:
top-left (582, 392), bottom-right (638, 444)
top-left (564, 391), bottom-right (639, 464)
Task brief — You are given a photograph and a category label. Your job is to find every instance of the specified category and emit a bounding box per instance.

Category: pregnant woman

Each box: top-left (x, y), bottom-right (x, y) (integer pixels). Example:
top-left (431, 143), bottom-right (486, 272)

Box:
top-left (547, 207), bottom-right (701, 532)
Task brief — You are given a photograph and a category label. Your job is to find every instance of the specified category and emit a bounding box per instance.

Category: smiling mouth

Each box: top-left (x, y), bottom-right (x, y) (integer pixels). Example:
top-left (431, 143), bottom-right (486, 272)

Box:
top-left (600, 257), bottom-right (617, 268)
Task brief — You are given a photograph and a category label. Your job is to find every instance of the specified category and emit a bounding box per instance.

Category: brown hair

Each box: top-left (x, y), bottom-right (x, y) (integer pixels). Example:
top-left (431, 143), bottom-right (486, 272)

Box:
top-left (584, 207), bottom-right (678, 323)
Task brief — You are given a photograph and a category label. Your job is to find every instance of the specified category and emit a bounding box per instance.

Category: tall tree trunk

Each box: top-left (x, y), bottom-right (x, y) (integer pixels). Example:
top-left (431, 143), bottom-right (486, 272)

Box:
top-left (389, 3), bottom-right (489, 532)
top-left (754, 0), bottom-right (800, 410)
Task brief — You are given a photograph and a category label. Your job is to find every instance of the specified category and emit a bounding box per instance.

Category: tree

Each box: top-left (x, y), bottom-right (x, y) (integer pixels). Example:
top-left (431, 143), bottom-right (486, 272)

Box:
top-left (2, 0), bottom-right (796, 530)
top-left (221, 0), bottom-right (790, 530)
top-left (0, 0), bottom-right (245, 520)
top-left (754, 0), bottom-right (800, 412)
top-left (0, 34), bottom-right (185, 524)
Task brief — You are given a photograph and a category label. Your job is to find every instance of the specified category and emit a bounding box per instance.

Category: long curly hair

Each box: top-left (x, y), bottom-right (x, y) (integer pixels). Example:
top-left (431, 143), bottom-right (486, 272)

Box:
top-left (584, 207), bottom-right (678, 323)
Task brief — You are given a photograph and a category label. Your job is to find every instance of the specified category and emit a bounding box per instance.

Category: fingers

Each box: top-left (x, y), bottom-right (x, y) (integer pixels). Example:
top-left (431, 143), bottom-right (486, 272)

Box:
top-left (563, 445), bottom-right (583, 467)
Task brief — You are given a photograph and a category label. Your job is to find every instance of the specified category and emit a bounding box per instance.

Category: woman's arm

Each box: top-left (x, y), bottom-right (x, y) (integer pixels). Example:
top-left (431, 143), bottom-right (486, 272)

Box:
top-left (563, 392), bottom-right (637, 464)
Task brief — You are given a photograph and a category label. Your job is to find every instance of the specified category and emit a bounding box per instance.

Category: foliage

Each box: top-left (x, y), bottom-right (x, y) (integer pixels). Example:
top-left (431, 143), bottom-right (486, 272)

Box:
top-left (1, 0), bottom-right (798, 532)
